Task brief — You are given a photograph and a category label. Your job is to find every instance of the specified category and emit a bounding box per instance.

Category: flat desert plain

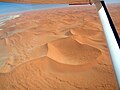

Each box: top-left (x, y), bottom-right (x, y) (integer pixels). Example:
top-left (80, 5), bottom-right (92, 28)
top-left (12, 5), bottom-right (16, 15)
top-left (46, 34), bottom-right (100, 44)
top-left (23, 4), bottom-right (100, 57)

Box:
top-left (0, 4), bottom-right (120, 90)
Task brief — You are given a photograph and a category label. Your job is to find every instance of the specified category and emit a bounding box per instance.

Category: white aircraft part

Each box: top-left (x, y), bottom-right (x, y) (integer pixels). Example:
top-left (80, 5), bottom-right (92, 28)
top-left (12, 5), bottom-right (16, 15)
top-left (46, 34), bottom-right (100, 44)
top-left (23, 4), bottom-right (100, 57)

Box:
top-left (98, 6), bottom-right (120, 87)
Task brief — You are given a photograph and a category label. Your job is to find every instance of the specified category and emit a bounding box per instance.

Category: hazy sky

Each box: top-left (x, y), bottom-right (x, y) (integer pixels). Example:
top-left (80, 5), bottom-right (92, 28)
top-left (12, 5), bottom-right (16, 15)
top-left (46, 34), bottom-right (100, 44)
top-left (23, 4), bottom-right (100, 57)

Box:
top-left (0, 3), bottom-right (69, 14)
top-left (105, 0), bottom-right (120, 3)
top-left (0, 0), bottom-right (120, 15)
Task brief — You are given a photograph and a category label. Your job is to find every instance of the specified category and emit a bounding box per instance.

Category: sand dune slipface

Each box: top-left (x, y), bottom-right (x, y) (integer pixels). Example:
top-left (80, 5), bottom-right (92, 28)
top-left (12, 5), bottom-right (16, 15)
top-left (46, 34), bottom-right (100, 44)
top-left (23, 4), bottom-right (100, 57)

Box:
top-left (0, 5), bottom-right (119, 90)
top-left (47, 37), bottom-right (101, 65)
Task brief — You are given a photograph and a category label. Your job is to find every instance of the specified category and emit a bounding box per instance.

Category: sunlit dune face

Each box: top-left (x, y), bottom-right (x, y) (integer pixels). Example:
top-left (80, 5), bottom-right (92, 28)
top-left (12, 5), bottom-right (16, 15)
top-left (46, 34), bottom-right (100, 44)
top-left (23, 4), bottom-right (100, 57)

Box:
top-left (47, 37), bottom-right (101, 65)
top-left (0, 4), bottom-right (119, 90)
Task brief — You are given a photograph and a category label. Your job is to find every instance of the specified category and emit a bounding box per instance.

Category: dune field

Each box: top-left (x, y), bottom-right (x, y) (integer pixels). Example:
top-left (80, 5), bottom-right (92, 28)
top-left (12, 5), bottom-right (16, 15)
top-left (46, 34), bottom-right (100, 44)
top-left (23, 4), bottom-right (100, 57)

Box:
top-left (0, 4), bottom-right (119, 90)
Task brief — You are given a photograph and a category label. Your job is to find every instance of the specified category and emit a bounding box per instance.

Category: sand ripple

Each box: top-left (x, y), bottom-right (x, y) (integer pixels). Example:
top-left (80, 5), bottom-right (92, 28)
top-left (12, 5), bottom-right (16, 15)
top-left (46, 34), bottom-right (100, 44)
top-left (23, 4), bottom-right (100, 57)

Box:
top-left (0, 5), bottom-right (119, 90)
top-left (47, 37), bottom-right (101, 65)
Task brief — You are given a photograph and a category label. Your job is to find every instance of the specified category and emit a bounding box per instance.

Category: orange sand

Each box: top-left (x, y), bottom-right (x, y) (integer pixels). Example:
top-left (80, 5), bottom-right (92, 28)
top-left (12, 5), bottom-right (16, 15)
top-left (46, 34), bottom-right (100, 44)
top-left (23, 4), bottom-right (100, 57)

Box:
top-left (0, 4), bottom-right (119, 90)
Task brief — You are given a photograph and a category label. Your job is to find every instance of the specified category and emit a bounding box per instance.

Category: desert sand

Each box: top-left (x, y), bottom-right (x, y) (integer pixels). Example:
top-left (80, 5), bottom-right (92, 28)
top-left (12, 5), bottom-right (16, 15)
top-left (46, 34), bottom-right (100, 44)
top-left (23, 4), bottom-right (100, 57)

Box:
top-left (0, 4), bottom-right (119, 90)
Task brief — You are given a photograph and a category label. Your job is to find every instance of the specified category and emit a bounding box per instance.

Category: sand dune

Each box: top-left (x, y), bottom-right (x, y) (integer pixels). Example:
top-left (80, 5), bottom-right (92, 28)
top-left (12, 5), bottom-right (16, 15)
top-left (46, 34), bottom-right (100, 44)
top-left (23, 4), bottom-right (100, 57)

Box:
top-left (0, 4), bottom-right (119, 90)
top-left (47, 37), bottom-right (101, 65)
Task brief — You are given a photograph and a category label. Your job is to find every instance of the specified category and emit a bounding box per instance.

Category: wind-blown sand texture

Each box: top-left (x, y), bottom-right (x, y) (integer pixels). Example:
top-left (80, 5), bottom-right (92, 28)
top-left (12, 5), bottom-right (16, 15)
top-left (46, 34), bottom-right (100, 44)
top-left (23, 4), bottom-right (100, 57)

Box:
top-left (0, 4), bottom-right (119, 90)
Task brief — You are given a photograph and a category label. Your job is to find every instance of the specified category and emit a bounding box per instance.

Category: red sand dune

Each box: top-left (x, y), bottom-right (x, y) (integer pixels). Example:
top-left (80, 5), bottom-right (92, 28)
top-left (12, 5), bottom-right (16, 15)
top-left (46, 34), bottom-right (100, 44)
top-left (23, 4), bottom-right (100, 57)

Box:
top-left (0, 4), bottom-right (119, 90)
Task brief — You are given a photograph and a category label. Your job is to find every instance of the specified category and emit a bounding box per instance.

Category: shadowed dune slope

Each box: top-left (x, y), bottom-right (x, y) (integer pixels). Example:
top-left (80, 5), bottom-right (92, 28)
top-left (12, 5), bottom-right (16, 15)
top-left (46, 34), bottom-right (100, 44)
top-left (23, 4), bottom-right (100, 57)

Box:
top-left (47, 37), bottom-right (101, 65)
top-left (0, 4), bottom-right (120, 90)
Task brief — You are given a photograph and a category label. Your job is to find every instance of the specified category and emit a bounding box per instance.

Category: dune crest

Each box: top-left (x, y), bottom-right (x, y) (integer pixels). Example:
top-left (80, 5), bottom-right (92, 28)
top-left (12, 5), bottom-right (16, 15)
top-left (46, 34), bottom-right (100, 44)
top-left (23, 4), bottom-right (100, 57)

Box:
top-left (47, 37), bottom-right (101, 65)
top-left (0, 5), bottom-right (119, 90)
